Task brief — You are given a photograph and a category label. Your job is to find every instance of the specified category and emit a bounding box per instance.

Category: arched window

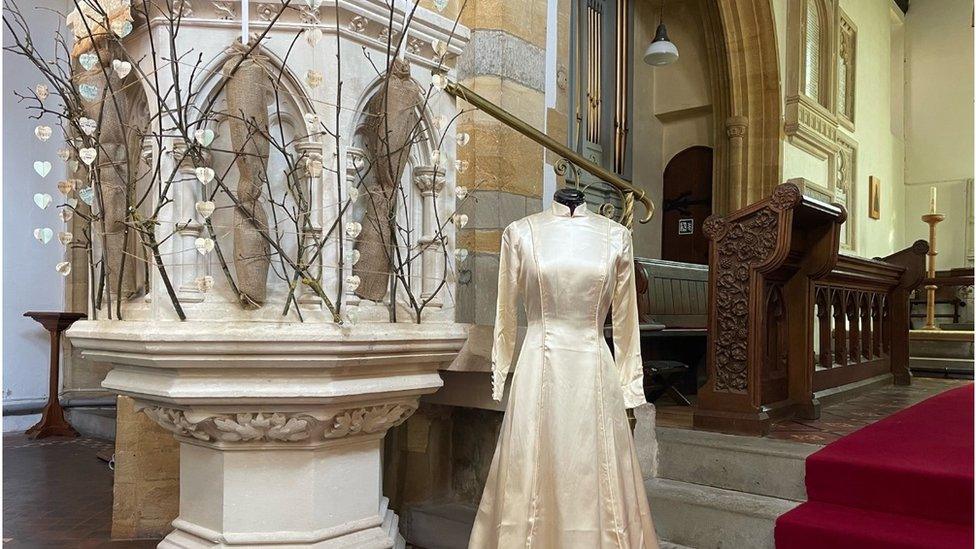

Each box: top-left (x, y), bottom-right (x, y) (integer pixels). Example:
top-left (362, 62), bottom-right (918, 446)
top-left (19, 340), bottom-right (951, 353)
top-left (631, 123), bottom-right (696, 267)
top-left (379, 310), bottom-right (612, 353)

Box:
top-left (803, 0), bottom-right (824, 101)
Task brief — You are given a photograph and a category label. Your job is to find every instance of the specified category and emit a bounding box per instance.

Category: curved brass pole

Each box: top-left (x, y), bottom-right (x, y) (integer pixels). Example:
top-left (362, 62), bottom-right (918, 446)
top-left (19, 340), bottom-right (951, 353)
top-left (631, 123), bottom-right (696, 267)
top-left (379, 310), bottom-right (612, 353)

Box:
top-left (444, 80), bottom-right (655, 226)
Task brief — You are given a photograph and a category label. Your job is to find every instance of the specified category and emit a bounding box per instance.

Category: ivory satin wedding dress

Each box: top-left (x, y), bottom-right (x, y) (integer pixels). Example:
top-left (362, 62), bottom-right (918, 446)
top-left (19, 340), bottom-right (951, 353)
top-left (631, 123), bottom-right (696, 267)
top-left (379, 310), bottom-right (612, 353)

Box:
top-left (468, 201), bottom-right (658, 549)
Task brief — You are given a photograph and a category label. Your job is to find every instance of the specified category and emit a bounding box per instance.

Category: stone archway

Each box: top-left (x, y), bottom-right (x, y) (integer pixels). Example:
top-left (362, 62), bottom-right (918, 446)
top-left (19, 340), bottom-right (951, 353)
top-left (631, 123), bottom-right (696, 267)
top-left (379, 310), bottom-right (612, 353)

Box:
top-left (701, 0), bottom-right (782, 215)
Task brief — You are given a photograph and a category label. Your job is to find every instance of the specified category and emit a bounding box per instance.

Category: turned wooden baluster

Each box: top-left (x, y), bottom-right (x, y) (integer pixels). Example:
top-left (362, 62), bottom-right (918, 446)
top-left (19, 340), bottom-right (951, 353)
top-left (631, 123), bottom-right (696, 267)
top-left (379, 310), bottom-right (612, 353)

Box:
top-left (860, 293), bottom-right (872, 360)
top-left (817, 288), bottom-right (833, 369)
top-left (872, 294), bottom-right (884, 357)
top-left (833, 292), bottom-right (848, 367)
top-left (847, 293), bottom-right (860, 364)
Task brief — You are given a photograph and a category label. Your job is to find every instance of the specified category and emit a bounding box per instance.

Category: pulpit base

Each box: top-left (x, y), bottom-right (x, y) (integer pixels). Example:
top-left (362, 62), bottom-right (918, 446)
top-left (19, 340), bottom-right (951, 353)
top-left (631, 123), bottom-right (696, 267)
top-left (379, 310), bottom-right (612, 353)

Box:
top-left (158, 438), bottom-right (406, 549)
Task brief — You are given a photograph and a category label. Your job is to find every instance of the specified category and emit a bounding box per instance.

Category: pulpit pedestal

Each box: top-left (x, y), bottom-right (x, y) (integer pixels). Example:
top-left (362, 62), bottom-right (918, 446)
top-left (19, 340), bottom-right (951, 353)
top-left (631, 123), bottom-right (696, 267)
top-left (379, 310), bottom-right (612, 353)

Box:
top-left (69, 320), bottom-right (467, 548)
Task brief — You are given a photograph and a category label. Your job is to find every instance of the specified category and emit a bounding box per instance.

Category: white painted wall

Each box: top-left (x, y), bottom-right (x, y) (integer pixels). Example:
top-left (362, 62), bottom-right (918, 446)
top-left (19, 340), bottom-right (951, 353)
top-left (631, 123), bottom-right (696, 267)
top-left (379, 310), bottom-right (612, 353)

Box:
top-left (902, 0), bottom-right (974, 269)
top-left (2, 0), bottom-right (69, 431)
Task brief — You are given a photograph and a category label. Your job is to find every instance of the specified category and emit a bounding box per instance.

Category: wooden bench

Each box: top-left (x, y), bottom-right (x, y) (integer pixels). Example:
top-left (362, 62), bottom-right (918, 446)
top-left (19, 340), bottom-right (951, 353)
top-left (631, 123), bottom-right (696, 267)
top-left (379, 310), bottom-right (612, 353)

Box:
top-left (632, 258), bottom-right (709, 403)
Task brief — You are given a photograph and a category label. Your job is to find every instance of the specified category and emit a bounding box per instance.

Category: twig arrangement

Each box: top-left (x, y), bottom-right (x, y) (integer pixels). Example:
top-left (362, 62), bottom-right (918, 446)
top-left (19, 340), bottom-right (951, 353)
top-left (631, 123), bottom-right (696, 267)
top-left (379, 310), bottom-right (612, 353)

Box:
top-left (6, 0), bottom-right (473, 323)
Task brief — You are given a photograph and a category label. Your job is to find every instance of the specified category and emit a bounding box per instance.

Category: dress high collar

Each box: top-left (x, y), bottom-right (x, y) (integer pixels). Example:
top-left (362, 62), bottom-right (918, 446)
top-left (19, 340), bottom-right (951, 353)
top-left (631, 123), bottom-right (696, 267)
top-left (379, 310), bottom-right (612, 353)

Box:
top-left (551, 201), bottom-right (589, 218)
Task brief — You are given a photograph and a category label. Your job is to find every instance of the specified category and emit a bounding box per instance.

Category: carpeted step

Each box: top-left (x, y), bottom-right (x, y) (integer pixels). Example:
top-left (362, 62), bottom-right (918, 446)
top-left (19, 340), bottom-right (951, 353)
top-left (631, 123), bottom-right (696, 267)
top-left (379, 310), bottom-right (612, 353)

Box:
top-left (803, 385), bottom-right (974, 525)
top-left (776, 501), bottom-right (973, 549)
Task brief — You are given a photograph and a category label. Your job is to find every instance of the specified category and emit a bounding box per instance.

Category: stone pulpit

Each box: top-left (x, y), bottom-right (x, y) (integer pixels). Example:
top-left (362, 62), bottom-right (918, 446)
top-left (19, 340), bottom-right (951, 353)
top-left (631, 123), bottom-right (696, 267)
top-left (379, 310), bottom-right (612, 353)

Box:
top-left (62, 0), bottom-right (471, 546)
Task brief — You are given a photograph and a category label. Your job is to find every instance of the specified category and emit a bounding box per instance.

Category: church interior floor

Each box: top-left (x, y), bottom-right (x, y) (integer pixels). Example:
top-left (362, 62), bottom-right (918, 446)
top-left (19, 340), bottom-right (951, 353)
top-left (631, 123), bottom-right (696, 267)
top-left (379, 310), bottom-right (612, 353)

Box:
top-left (2, 434), bottom-right (158, 548)
top-left (1, 378), bottom-right (967, 547)
top-left (654, 377), bottom-right (970, 444)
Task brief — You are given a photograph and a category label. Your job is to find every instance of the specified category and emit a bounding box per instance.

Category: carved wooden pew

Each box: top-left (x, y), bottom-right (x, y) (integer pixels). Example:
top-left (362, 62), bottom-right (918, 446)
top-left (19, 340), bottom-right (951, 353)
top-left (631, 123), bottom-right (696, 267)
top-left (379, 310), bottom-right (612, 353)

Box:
top-left (693, 182), bottom-right (927, 435)
top-left (631, 259), bottom-right (709, 403)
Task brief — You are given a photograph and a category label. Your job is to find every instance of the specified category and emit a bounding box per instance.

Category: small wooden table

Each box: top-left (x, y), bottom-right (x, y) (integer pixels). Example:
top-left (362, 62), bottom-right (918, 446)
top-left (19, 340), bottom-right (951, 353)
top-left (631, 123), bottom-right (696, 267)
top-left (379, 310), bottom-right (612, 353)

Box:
top-left (23, 311), bottom-right (86, 438)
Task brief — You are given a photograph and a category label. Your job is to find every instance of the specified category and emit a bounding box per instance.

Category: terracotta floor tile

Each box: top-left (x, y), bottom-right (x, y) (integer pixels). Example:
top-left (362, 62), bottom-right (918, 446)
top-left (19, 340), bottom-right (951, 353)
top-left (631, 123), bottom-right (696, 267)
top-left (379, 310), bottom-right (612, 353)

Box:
top-left (3, 434), bottom-right (162, 548)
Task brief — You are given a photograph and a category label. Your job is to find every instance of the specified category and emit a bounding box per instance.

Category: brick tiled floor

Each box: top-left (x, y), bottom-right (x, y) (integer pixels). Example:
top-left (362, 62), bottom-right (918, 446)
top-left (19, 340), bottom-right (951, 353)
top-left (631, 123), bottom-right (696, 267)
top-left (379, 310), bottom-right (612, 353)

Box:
top-left (656, 377), bottom-right (970, 444)
top-left (3, 434), bottom-right (159, 548)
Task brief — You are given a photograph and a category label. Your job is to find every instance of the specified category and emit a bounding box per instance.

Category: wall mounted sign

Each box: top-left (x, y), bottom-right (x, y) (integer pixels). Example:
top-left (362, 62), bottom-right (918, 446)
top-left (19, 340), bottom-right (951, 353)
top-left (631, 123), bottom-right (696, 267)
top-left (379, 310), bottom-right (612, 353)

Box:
top-left (678, 218), bottom-right (694, 235)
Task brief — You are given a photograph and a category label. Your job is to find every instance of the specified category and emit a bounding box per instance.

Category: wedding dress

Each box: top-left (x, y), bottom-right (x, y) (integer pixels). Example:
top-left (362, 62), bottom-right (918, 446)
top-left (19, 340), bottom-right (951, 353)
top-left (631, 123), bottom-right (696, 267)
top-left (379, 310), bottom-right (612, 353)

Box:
top-left (468, 201), bottom-right (658, 549)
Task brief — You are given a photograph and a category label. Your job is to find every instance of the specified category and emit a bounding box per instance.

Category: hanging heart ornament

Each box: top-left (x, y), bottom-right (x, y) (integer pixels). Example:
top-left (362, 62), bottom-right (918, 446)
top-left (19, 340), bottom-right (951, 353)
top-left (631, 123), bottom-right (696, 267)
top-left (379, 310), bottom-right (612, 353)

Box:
top-left (79, 148), bottom-right (97, 165)
top-left (112, 59), bottom-right (132, 78)
top-left (193, 128), bottom-right (215, 147)
top-left (195, 200), bottom-right (216, 219)
top-left (78, 187), bottom-right (95, 206)
top-left (194, 237), bottom-right (215, 255)
top-left (58, 231), bottom-right (73, 246)
top-left (34, 125), bottom-right (52, 142)
top-left (78, 83), bottom-right (99, 101)
top-left (56, 261), bottom-right (72, 276)
top-left (195, 166), bottom-right (215, 184)
top-left (33, 161), bottom-right (52, 178)
top-left (35, 84), bottom-right (50, 101)
top-left (305, 28), bottom-right (323, 47)
top-left (344, 221), bottom-right (362, 239)
top-left (33, 193), bottom-right (52, 209)
top-left (33, 227), bottom-right (53, 244)
top-left (78, 117), bottom-right (97, 136)
top-left (305, 69), bottom-right (323, 89)
top-left (57, 179), bottom-right (77, 195)
top-left (79, 52), bottom-right (99, 71)
top-left (345, 275), bottom-right (361, 292)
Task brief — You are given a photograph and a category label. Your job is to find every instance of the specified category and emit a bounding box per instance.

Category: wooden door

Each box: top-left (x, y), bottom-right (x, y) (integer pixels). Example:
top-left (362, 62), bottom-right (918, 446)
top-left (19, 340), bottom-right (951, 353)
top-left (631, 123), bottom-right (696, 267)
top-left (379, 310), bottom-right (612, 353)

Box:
top-left (662, 146), bottom-right (713, 264)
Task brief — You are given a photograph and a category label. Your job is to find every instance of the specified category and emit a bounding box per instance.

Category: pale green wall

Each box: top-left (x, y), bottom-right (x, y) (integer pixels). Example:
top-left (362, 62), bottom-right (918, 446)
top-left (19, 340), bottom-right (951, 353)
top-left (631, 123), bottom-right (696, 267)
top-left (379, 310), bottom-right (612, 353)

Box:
top-left (773, 0), bottom-right (908, 259)
top-left (903, 0), bottom-right (974, 269)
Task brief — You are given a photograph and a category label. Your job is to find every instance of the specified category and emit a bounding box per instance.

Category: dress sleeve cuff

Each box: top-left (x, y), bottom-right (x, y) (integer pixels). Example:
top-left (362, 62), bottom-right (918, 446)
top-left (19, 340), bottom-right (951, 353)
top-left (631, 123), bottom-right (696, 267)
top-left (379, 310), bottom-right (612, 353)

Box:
top-left (622, 377), bottom-right (646, 409)
top-left (491, 367), bottom-right (507, 402)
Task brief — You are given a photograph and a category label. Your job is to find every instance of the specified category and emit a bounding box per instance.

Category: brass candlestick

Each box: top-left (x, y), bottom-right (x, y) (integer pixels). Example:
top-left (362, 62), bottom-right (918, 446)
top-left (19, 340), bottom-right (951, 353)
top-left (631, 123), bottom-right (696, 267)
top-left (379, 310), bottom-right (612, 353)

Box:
top-left (920, 212), bottom-right (946, 331)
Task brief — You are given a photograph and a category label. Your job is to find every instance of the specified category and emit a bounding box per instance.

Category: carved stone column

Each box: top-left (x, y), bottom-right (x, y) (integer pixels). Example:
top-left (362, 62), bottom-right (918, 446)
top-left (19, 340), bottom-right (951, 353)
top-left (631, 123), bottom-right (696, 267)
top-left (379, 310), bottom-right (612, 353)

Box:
top-left (344, 147), bottom-right (367, 310)
top-left (171, 139), bottom-right (206, 304)
top-left (723, 115), bottom-right (749, 215)
top-left (413, 166), bottom-right (446, 305)
top-left (68, 321), bottom-right (467, 548)
top-left (295, 139), bottom-right (324, 307)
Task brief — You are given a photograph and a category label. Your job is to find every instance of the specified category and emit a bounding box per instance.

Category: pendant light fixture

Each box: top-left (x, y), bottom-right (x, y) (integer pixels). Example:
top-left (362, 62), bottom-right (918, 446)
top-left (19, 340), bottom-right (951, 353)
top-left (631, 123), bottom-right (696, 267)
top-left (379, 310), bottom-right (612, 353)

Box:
top-left (643, 0), bottom-right (678, 66)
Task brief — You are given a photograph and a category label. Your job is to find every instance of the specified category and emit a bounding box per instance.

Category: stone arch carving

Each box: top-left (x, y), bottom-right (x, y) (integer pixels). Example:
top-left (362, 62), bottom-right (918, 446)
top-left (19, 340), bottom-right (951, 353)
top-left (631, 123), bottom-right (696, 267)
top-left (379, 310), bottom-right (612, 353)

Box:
top-left (182, 45), bottom-right (319, 310)
top-left (706, 0), bottom-right (782, 214)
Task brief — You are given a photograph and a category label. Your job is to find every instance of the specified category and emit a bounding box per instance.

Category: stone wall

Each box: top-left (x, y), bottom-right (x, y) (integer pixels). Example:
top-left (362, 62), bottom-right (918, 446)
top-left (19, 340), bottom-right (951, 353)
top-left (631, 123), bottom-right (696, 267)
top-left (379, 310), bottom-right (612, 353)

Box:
top-left (111, 396), bottom-right (179, 540)
top-left (454, 0), bottom-right (548, 325)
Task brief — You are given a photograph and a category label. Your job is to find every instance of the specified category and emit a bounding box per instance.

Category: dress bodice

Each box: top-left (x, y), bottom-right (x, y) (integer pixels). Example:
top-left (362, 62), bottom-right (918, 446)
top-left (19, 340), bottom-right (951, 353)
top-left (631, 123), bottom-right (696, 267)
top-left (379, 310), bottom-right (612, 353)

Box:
top-left (490, 201), bottom-right (645, 408)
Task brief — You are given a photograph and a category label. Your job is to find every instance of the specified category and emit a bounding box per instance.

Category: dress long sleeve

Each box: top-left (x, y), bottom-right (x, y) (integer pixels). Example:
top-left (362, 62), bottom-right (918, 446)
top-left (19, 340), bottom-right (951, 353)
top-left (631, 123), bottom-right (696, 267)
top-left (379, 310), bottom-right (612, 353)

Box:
top-left (611, 229), bottom-right (646, 409)
top-left (491, 223), bottom-right (520, 402)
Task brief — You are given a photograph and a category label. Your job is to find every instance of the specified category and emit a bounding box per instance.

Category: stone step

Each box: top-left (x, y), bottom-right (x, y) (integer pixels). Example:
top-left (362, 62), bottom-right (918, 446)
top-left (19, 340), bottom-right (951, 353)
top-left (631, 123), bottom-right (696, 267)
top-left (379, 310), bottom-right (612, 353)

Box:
top-left (646, 477), bottom-right (799, 549)
top-left (65, 406), bottom-right (117, 441)
top-left (910, 357), bottom-right (974, 378)
top-left (656, 427), bottom-right (819, 501)
top-left (910, 337), bottom-right (974, 359)
top-left (403, 502), bottom-right (477, 549)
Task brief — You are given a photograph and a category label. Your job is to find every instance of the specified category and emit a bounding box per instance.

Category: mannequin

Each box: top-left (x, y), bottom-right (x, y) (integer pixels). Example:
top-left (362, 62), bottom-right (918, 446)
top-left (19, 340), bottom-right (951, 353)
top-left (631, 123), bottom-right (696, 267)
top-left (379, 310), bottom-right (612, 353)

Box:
top-left (468, 185), bottom-right (658, 548)
top-left (553, 186), bottom-right (586, 215)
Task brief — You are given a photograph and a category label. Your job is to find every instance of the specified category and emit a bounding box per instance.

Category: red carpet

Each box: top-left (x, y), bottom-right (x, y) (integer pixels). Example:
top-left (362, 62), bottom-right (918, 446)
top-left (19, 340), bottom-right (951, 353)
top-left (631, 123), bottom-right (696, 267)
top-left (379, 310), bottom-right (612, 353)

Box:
top-left (776, 384), bottom-right (974, 549)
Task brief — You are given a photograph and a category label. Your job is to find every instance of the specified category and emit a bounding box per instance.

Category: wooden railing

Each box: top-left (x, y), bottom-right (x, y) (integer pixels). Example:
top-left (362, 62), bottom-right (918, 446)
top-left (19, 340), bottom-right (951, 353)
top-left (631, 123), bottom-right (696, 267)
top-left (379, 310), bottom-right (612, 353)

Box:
top-left (693, 182), bottom-right (928, 435)
top-left (812, 246), bottom-right (928, 391)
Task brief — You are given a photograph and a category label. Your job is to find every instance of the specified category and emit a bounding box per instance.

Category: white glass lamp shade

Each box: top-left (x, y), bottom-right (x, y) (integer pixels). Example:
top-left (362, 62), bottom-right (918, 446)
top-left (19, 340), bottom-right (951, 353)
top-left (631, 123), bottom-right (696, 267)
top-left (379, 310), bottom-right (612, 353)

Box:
top-left (643, 23), bottom-right (679, 66)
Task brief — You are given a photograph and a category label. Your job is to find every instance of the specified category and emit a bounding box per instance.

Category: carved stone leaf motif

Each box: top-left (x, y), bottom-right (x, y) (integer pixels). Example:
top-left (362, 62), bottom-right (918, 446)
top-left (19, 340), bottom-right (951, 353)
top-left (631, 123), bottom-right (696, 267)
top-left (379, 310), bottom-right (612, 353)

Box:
top-left (323, 404), bottom-right (416, 439)
top-left (708, 204), bottom-right (782, 394)
top-left (140, 404), bottom-right (417, 443)
top-left (212, 1), bottom-right (235, 20)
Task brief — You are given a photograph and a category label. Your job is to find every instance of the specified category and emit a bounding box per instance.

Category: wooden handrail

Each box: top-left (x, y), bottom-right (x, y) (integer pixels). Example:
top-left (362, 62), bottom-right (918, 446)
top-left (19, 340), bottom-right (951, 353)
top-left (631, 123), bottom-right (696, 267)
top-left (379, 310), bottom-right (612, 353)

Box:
top-left (443, 80), bottom-right (655, 228)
